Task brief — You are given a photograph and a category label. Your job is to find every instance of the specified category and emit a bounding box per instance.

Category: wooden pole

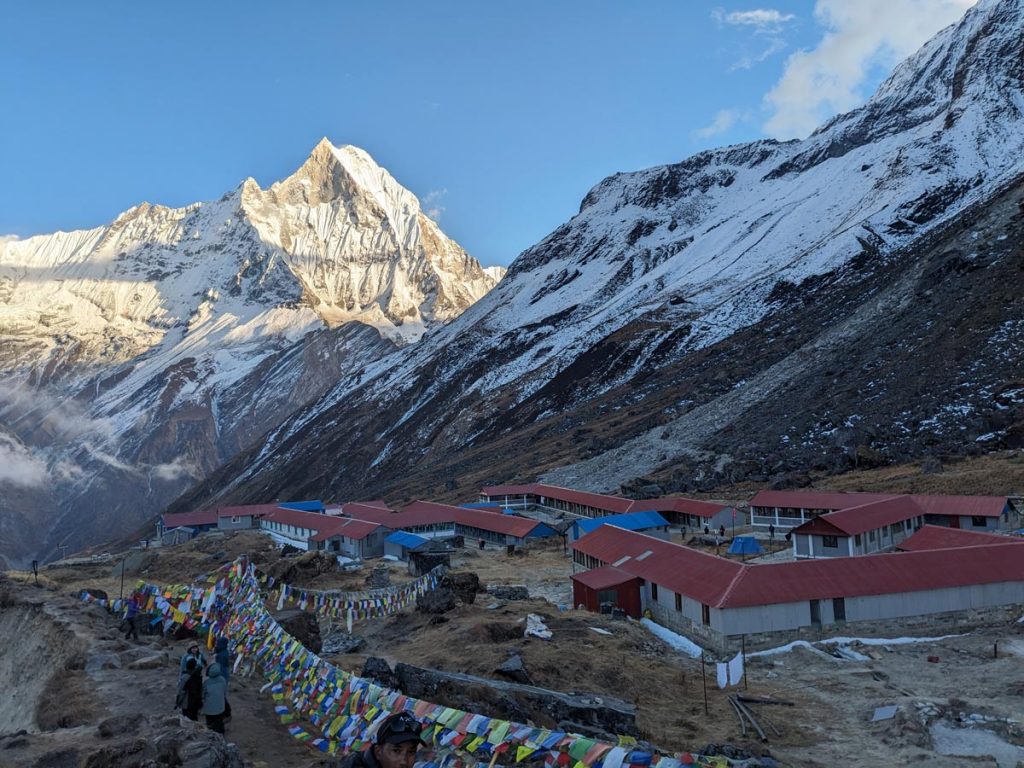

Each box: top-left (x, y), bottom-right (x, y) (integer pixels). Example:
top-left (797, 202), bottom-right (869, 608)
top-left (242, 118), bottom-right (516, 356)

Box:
top-left (701, 652), bottom-right (709, 715)
top-left (742, 634), bottom-right (748, 690)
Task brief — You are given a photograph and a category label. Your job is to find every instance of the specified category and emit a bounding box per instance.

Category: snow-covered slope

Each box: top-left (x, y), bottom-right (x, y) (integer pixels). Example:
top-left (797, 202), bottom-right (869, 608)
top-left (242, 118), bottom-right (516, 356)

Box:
top-left (172, 0), bottom-right (1024, 510)
top-left (0, 141), bottom-right (503, 566)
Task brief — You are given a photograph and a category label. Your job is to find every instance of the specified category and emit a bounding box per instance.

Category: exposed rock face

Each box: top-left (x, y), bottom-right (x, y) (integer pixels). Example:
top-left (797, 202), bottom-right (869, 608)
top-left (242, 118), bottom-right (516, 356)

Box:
top-left (0, 140), bottom-right (503, 567)
top-left (173, 0), bottom-right (1024, 512)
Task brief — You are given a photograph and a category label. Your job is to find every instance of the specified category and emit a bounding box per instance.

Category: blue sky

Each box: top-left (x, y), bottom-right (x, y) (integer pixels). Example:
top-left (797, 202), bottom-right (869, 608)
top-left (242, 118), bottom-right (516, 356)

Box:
top-left (0, 1), bottom-right (975, 266)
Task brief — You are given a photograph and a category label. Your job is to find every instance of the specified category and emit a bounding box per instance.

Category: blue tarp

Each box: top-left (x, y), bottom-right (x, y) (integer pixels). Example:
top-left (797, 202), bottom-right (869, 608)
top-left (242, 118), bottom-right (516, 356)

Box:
top-left (727, 536), bottom-right (764, 555)
top-left (574, 511), bottom-right (669, 538)
top-left (385, 531), bottom-right (429, 549)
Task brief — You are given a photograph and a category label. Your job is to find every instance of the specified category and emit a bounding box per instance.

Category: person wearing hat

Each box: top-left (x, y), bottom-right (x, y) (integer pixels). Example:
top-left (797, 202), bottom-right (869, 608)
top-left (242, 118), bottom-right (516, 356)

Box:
top-left (179, 642), bottom-right (207, 682)
top-left (340, 711), bottom-right (424, 768)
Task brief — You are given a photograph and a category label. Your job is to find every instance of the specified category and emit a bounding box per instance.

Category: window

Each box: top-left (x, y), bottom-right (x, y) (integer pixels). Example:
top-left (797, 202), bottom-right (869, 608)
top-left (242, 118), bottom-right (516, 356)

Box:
top-left (675, 593), bottom-right (682, 612)
top-left (833, 597), bottom-right (846, 622)
top-left (869, 530), bottom-right (876, 542)
top-left (822, 535), bottom-right (839, 548)
top-left (701, 604), bottom-right (711, 626)
top-left (854, 534), bottom-right (862, 547)
top-left (231, 515), bottom-right (240, 524)
top-left (971, 516), bottom-right (987, 528)
top-left (597, 589), bottom-right (617, 605)
top-left (651, 583), bottom-right (659, 601)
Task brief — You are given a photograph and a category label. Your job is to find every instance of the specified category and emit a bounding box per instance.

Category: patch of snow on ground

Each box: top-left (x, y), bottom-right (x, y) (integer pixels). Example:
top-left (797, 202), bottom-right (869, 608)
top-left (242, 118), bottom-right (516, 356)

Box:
top-left (641, 618), bottom-right (703, 658)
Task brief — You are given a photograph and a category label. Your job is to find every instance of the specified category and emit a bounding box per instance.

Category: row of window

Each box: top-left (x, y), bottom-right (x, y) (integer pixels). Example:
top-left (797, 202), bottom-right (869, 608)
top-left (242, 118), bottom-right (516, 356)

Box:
top-left (649, 582), bottom-right (711, 625)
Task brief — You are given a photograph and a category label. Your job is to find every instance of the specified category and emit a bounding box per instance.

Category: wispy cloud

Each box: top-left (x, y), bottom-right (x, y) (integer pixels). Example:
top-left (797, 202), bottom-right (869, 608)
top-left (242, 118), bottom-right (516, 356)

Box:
top-left (713, 8), bottom-right (795, 29)
top-left (422, 188), bottom-right (448, 222)
top-left (150, 457), bottom-right (199, 482)
top-left (764, 0), bottom-right (977, 139)
top-left (0, 434), bottom-right (49, 488)
top-left (692, 108), bottom-right (747, 140)
top-left (713, 7), bottom-right (796, 71)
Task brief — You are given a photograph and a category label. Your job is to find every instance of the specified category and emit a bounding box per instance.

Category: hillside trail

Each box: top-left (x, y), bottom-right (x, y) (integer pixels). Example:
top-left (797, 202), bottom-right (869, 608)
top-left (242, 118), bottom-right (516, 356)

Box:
top-left (3, 584), bottom-right (323, 768)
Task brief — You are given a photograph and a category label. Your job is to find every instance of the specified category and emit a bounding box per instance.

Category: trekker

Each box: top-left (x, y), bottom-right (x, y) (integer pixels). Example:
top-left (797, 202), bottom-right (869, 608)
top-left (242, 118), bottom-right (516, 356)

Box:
top-left (340, 712), bottom-right (424, 768)
top-left (214, 637), bottom-right (233, 684)
top-left (703, 524), bottom-right (710, 536)
top-left (176, 658), bottom-right (203, 721)
top-left (768, 523), bottom-right (775, 542)
top-left (179, 643), bottom-right (207, 680)
top-left (201, 662), bottom-right (229, 734)
top-left (719, 524), bottom-right (726, 539)
top-left (122, 597), bottom-right (140, 640)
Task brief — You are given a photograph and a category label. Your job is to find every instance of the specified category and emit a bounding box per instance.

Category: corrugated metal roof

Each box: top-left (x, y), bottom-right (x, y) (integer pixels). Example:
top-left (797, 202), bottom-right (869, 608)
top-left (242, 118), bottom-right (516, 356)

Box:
top-left (263, 508), bottom-right (384, 541)
top-left (793, 496), bottom-right (924, 536)
top-left (571, 566), bottom-right (642, 590)
top-left (750, 491), bottom-right (1009, 518)
top-left (163, 510), bottom-right (218, 528)
top-left (481, 483), bottom-right (634, 513)
top-left (573, 526), bottom-right (1024, 609)
top-left (572, 526), bottom-right (744, 606)
top-left (897, 525), bottom-right (1024, 551)
top-left (576, 511), bottom-right (669, 535)
top-left (631, 497), bottom-right (730, 517)
top-left (384, 531), bottom-right (429, 549)
top-left (216, 503), bottom-right (280, 518)
top-left (749, 490), bottom-right (893, 510)
top-left (481, 484), bottom-right (728, 519)
top-left (454, 506), bottom-right (550, 538)
top-left (911, 495), bottom-right (1008, 518)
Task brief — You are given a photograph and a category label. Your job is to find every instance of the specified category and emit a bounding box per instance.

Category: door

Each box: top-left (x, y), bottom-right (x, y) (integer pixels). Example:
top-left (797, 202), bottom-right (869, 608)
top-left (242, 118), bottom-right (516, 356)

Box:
top-left (810, 599), bottom-right (821, 626)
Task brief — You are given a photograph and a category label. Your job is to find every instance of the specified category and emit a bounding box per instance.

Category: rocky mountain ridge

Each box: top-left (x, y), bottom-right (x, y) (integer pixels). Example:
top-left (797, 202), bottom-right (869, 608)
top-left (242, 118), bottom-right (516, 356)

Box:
top-left (0, 141), bottom-right (503, 566)
top-left (170, 0), bottom-right (1024, 513)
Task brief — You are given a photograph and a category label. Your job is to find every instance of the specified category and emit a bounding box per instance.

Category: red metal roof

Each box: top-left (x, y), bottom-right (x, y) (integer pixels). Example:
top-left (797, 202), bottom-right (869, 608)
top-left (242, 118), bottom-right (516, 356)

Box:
top-left (571, 566), bottom-right (642, 590)
top-left (750, 490), bottom-right (1009, 518)
top-left (792, 496), bottom-right (924, 536)
top-left (910, 495), bottom-right (1008, 518)
top-left (163, 510), bottom-right (219, 528)
top-left (573, 526), bottom-right (1024, 609)
top-left (723, 545), bottom-right (1024, 607)
top-left (481, 483), bottom-right (638, 514)
top-left (452, 506), bottom-right (546, 538)
top-left (263, 507), bottom-right (384, 541)
top-left (482, 483), bottom-right (731, 519)
top-left (749, 490), bottom-right (893, 510)
top-left (216, 503), bottom-right (280, 518)
top-left (572, 526), bottom-right (744, 606)
top-left (897, 525), bottom-right (1024, 552)
top-left (630, 497), bottom-right (731, 517)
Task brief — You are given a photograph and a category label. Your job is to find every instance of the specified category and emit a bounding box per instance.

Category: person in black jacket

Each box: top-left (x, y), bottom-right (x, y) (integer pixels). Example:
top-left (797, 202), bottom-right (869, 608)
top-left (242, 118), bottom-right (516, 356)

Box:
top-left (176, 658), bottom-right (203, 721)
top-left (340, 712), bottom-right (424, 768)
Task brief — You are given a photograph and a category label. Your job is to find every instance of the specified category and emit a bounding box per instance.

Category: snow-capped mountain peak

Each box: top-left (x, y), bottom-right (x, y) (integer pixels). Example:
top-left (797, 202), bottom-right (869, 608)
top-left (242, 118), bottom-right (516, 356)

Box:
top-left (0, 140), bottom-right (504, 566)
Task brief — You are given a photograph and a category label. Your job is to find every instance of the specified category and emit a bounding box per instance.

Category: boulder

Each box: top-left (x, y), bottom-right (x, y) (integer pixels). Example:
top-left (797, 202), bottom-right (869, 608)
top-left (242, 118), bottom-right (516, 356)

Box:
top-left (443, 572), bottom-right (480, 604)
top-left (416, 587), bottom-right (456, 614)
top-left (84, 653), bottom-right (121, 673)
top-left (127, 653), bottom-right (168, 670)
top-left (495, 654), bottom-right (532, 685)
top-left (321, 629), bottom-right (364, 655)
top-left (97, 715), bottom-right (144, 738)
top-left (361, 657), bottom-right (399, 690)
top-left (276, 609), bottom-right (322, 654)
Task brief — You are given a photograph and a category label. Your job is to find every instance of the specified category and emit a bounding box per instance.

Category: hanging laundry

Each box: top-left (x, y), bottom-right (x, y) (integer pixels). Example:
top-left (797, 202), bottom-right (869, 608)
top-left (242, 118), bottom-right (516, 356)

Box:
top-left (727, 652), bottom-right (744, 686)
top-left (715, 662), bottom-right (728, 689)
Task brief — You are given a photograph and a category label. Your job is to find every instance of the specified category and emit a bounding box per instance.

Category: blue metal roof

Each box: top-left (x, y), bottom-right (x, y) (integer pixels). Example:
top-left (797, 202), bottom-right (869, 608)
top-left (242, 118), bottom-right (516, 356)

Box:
top-left (278, 500), bottom-right (325, 513)
top-left (385, 531), bottom-right (429, 549)
top-left (575, 510), bottom-right (669, 536)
